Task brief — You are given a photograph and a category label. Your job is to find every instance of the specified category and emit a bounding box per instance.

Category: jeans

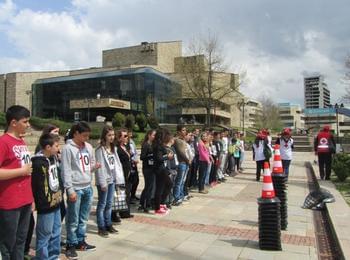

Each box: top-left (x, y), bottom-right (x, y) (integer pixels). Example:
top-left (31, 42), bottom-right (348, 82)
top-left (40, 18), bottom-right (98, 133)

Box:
top-left (205, 162), bottom-right (212, 185)
top-left (96, 183), bottom-right (115, 230)
top-left (198, 161), bottom-right (208, 191)
top-left (281, 160), bottom-right (291, 177)
top-left (66, 186), bottom-right (93, 246)
top-left (173, 163), bottom-right (188, 201)
top-left (0, 204), bottom-right (31, 260)
top-left (36, 208), bottom-right (61, 260)
top-left (217, 152), bottom-right (228, 179)
top-left (140, 167), bottom-right (155, 209)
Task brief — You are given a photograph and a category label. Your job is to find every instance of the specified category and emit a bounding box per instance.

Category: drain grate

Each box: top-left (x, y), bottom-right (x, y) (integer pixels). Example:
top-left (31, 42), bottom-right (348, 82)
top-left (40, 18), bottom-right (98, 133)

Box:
top-left (305, 162), bottom-right (344, 260)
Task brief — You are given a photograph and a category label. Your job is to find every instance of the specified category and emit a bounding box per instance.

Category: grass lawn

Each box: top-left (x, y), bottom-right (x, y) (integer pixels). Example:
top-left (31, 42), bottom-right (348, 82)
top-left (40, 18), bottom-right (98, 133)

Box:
top-left (331, 175), bottom-right (350, 206)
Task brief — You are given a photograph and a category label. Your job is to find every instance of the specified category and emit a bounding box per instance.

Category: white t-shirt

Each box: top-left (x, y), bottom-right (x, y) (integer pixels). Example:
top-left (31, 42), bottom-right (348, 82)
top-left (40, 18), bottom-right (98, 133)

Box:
top-left (280, 138), bottom-right (293, 160)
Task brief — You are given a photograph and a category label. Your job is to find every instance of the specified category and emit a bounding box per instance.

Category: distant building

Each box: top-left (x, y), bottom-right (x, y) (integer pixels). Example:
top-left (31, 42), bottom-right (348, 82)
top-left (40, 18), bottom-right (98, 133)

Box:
top-left (278, 103), bottom-right (305, 130)
top-left (244, 99), bottom-right (262, 129)
top-left (304, 75), bottom-right (330, 109)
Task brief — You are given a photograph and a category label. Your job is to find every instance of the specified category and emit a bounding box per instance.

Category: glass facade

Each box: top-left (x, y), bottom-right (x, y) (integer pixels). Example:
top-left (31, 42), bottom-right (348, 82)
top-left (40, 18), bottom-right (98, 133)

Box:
top-left (32, 68), bottom-right (178, 122)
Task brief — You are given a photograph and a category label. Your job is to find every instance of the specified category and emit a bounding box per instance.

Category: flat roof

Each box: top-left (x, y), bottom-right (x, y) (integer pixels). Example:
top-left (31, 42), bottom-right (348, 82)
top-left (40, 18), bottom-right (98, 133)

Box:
top-left (34, 67), bottom-right (170, 85)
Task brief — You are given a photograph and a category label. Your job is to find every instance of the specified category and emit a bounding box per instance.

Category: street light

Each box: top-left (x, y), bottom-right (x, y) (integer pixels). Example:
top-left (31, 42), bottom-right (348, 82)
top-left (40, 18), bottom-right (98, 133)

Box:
top-left (86, 93), bottom-right (101, 123)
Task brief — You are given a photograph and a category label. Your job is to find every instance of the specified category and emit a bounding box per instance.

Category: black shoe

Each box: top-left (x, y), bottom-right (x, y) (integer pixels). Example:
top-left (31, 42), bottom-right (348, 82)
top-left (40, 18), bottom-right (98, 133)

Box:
top-left (76, 240), bottom-right (96, 251)
top-left (166, 203), bottom-right (172, 209)
top-left (65, 245), bottom-right (78, 259)
top-left (111, 214), bottom-right (121, 224)
top-left (131, 196), bottom-right (140, 200)
top-left (172, 200), bottom-right (182, 206)
top-left (98, 228), bottom-right (109, 238)
top-left (120, 213), bottom-right (134, 219)
top-left (106, 225), bottom-right (119, 234)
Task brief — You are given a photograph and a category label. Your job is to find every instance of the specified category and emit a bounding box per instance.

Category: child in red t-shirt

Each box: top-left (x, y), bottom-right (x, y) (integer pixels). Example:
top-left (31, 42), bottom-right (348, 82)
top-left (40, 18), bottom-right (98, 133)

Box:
top-left (0, 105), bottom-right (33, 260)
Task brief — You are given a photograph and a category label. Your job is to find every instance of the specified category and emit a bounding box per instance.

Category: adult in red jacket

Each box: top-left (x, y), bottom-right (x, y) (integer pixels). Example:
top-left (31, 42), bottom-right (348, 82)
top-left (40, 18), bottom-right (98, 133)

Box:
top-left (314, 125), bottom-right (336, 180)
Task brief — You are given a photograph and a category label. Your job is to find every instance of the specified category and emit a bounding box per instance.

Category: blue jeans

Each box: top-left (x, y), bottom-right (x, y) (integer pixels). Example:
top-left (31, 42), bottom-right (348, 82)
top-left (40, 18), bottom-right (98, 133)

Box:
top-left (96, 183), bottom-right (115, 230)
top-left (173, 163), bottom-right (188, 201)
top-left (205, 162), bottom-right (212, 185)
top-left (36, 208), bottom-right (61, 260)
top-left (282, 160), bottom-right (291, 177)
top-left (66, 186), bottom-right (93, 246)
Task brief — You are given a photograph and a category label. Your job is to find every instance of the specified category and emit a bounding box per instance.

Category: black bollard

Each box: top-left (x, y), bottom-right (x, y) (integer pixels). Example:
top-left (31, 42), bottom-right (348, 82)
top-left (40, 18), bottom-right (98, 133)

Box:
top-left (272, 174), bottom-right (288, 230)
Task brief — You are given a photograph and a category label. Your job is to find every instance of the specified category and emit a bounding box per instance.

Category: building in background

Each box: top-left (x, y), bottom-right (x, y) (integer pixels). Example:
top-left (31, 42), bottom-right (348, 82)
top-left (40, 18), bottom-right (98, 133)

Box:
top-left (304, 75), bottom-right (330, 109)
top-left (243, 99), bottom-right (263, 130)
top-left (1, 41), bottom-right (243, 127)
top-left (278, 103), bottom-right (305, 130)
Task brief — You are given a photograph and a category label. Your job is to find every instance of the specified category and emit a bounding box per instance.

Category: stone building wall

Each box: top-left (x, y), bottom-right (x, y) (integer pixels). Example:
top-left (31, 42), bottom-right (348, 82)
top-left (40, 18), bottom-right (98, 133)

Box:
top-left (0, 74), bottom-right (5, 113)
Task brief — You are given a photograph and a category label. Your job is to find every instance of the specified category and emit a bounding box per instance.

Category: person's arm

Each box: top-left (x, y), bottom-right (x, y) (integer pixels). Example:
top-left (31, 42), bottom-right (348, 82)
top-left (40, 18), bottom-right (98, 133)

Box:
top-left (61, 146), bottom-right (75, 197)
top-left (0, 165), bottom-right (32, 180)
top-left (95, 148), bottom-right (107, 189)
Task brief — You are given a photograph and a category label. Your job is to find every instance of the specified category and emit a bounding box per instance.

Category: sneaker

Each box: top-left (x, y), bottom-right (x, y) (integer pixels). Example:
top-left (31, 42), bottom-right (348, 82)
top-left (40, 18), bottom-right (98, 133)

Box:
top-left (76, 240), bottom-right (96, 251)
top-left (98, 228), bottom-right (109, 238)
top-left (106, 225), bottom-right (119, 234)
top-left (160, 204), bottom-right (170, 211)
top-left (65, 245), bottom-right (78, 259)
top-left (155, 208), bottom-right (168, 215)
top-left (172, 200), bottom-right (182, 206)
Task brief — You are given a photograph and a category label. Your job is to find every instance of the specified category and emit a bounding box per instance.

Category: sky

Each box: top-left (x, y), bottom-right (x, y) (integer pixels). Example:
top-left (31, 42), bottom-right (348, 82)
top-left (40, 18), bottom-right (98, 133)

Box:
top-left (0, 0), bottom-right (349, 107)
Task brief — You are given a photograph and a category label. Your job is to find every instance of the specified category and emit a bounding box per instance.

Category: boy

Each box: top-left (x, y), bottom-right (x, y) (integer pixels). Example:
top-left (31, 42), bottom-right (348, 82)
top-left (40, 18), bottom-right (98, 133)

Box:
top-left (0, 105), bottom-right (33, 260)
top-left (31, 134), bottom-right (62, 259)
top-left (61, 122), bottom-right (100, 259)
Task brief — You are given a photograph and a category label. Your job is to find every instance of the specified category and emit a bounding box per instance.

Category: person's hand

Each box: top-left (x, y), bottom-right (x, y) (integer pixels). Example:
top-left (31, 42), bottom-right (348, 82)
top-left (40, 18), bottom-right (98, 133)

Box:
top-left (101, 186), bottom-right (107, 192)
top-left (95, 162), bottom-right (101, 169)
top-left (31, 202), bottom-right (36, 212)
top-left (168, 152), bottom-right (174, 160)
top-left (21, 163), bottom-right (32, 176)
top-left (69, 192), bottom-right (77, 202)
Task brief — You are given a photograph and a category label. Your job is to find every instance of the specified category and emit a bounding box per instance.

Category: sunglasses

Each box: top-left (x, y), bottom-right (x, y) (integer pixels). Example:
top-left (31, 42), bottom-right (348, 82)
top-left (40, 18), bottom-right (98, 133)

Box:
top-left (122, 134), bottom-right (128, 138)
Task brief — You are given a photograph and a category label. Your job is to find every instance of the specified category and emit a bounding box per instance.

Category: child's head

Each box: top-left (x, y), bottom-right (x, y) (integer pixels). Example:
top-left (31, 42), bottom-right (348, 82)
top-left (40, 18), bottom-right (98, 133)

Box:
top-left (42, 124), bottom-right (60, 136)
top-left (70, 121), bottom-right (91, 145)
top-left (39, 134), bottom-right (60, 156)
top-left (116, 128), bottom-right (128, 145)
top-left (5, 105), bottom-right (30, 135)
top-left (100, 125), bottom-right (115, 147)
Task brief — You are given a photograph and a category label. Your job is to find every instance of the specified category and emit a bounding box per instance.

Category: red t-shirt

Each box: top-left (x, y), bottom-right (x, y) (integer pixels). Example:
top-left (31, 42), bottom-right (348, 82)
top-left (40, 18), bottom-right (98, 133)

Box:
top-left (0, 133), bottom-right (33, 210)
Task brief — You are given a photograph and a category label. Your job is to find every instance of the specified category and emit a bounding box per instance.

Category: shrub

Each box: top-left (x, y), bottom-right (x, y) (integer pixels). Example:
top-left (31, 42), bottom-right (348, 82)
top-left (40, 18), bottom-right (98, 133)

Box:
top-left (332, 153), bottom-right (350, 182)
top-left (147, 115), bottom-right (159, 129)
top-left (125, 114), bottom-right (135, 130)
top-left (112, 112), bottom-right (125, 128)
top-left (135, 113), bottom-right (147, 132)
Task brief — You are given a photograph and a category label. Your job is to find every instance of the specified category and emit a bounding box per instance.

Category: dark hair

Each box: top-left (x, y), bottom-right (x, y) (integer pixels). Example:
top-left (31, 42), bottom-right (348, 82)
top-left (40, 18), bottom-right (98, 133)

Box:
top-left (39, 133), bottom-right (60, 149)
top-left (5, 105), bottom-right (30, 125)
top-left (152, 128), bottom-right (172, 149)
top-left (176, 124), bottom-right (185, 132)
top-left (99, 125), bottom-right (115, 152)
top-left (142, 129), bottom-right (156, 146)
top-left (115, 128), bottom-right (128, 145)
top-left (69, 121), bottom-right (91, 139)
top-left (42, 124), bottom-right (59, 135)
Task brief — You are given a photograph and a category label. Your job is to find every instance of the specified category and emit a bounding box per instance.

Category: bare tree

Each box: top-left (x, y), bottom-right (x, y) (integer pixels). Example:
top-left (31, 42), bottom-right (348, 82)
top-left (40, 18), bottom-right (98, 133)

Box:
top-left (256, 96), bottom-right (283, 131)
top-left (171, 32), bottom-right (244, 126)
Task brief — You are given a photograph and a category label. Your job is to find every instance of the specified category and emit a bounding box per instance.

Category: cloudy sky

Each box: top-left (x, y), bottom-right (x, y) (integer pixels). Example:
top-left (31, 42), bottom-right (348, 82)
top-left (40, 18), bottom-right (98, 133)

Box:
top-left (0, 0), bottom-right (349, 106)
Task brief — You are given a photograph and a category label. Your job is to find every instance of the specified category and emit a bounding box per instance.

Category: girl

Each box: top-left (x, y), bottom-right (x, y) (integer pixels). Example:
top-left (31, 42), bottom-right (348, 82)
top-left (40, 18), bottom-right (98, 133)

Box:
top-left (252, 131), bottom-right (272, 181)
top-left (275, 128), bottom-right (294, 179)
top-left (198, 132), bottom-right (210, 193)
top-left (95, 126), bottom-right (123, 237)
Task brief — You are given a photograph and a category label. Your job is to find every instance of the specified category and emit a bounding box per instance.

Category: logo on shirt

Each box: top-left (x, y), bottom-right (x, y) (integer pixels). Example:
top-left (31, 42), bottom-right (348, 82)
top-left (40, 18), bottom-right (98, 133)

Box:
top-left (12, 145), bottom-right (30, 166)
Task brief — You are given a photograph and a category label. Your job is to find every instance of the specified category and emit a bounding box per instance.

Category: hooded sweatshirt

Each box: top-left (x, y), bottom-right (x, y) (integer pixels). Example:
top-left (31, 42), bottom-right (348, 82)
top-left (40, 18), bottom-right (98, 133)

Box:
top-left (61, 139), bottom-right (96, 196)
top-left (31, 152), bottom-right (62, 214)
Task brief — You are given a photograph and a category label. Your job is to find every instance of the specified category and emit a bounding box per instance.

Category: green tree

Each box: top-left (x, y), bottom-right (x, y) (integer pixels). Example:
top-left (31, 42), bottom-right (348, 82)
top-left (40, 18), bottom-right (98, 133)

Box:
top-left (112, 112), bottom-right (125, 128)
top-left (125, 114), bottom-right (135, 130)
top-left (136, 113), bottom-right (148, 132)
top-left (148, 115), bottom-right (159, 129)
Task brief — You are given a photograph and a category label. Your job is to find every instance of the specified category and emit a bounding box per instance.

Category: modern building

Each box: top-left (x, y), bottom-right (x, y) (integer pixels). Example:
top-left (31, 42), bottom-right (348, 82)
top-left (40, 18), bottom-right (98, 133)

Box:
top-left (278, 103), bottom-right (305, 130)
top-left (304, 75), bottom-right (330, 109)
top-left (1, 41), bottom-right (242, 127)
top-left (243, 99), bottom-right (263, 129)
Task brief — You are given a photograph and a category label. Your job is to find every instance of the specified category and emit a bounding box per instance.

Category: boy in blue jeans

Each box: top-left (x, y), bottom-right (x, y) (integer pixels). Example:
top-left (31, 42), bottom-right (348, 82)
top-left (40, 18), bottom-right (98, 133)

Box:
top-left (31, 133), bottom-right (62, 259)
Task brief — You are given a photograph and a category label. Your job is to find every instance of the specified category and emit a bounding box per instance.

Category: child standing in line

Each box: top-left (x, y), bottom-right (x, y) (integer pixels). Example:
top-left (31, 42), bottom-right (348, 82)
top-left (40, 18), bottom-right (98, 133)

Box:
top-left (61, 121), bottom-right (100, 259)
top-left (95, 125), bottom-right (123, 237)
top-left (0, 105), bottom-right (33, 260)
top-left (276, 128), bottom-right (294, 179)
top-left (31, 134), bottom-right (62, 259)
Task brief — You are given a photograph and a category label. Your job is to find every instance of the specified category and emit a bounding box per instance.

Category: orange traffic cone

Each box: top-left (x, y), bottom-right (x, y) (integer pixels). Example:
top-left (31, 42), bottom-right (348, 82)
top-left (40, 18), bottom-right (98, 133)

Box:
top-left (272, 144), bottom-right (283, 175)
top-left (261, 162), bottom-right (275, 199)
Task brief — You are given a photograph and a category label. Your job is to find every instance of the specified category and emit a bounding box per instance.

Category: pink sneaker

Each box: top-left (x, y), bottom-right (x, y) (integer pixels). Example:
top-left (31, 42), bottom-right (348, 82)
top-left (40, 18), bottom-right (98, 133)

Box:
top-left (155, 208), bottom-right (168, 215)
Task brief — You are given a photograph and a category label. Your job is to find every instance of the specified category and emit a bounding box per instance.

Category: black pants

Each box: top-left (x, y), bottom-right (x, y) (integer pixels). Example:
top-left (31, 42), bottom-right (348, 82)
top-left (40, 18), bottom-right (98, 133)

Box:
top-left (140, 167), bottom-right (155, 209)
top-left (318, 153), bottom-right (332, 180)
top-left (198, 161), bottom-right (208, 191)
top-left (188, 156), bottom-right (199, 187)
top-left (0, 204), bottom-right (31, 260)
top-left (130, 167), bottom-right (140, 199)
top-left (154, 169), bottom-right (173, 211)
top-left (24, 213), bottom-right (35, 254)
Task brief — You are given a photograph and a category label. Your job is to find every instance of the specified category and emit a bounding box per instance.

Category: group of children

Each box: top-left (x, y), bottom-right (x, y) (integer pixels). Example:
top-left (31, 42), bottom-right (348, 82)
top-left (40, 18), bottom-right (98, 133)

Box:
top-left (0, 105), bottom-right (250, 260)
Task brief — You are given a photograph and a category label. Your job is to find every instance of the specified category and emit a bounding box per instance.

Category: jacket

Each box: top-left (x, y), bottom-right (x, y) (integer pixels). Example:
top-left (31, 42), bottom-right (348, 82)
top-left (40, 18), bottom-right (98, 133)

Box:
top-left (31, 153), bottom-right (62, 214)
top-left (61, 139), bottom-right (96, 196)
top-left (314, 131), bottom-right (335, 153)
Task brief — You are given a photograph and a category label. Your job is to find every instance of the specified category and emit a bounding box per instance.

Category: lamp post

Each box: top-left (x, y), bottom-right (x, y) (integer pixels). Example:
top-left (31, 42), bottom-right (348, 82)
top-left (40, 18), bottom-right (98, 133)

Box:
top-left (86, 93), bottom-right (101, 123)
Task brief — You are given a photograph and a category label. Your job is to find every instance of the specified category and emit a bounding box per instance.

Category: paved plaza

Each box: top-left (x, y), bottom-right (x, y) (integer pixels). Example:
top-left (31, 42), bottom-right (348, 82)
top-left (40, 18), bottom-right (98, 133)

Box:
top-left (67, 151), bottom-right (318, 260)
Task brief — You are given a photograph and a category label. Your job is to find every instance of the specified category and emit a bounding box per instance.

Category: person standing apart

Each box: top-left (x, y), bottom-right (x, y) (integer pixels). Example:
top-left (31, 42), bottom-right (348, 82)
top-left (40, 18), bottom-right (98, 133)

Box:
top-left (95, 126), bottom-right (121, 237)
top-left (276, 128), bottom-right (294, 179)
top-left (314, 126), bottom-right (336, 180)
top-left (62, 122), bottom-right (100, 259)
top-left (0, 105), bottom-right (33, 260)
